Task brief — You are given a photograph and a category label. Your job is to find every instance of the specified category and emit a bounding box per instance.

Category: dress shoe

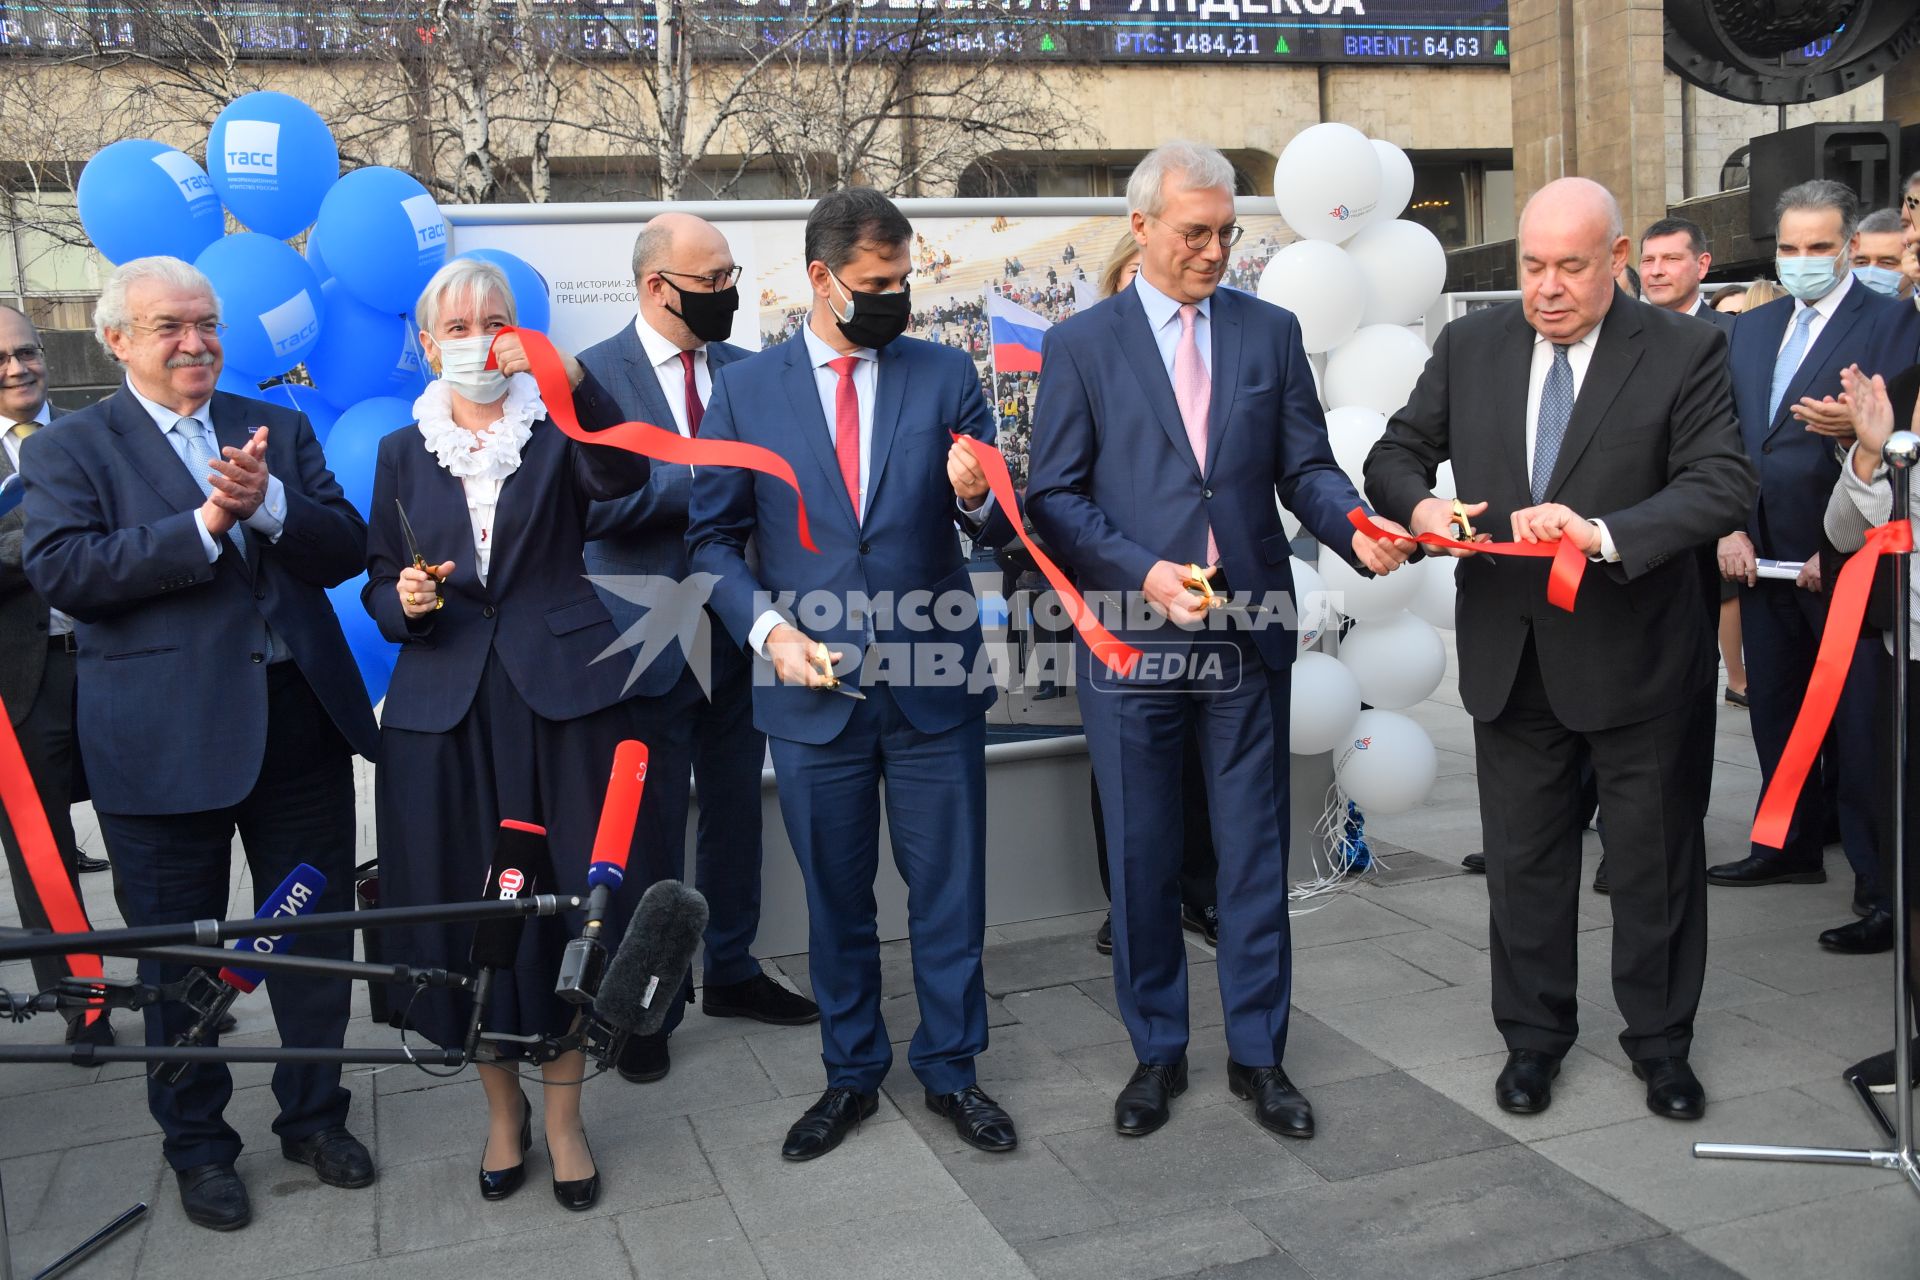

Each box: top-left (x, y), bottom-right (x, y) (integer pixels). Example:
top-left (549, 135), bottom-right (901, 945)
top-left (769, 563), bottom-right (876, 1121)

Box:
top-left (215, 1012), bottom-right (239, 1036)
top-left (176, 1163), bottom-right (250, 1231)
top-left (281, 1125), bottom-right (375, 1188)
top-left (1632, 1057), bottom-right (1706, 1120)
top-left (74, 854), bottom-right (110, 874)
top-left (1494, 1048), bottom-right (1560, 1114)
top-left (1724, 687), bottom-right (1749, 708)
top-left (1114, 1058), bottom-right (1187, 1137)
top-left (1182, 902), bottom-right (1220, 946)
top-left (1846, 1039), bottom-right (1920, 1094)
top-left (1227, 1061), bottom-right (1314, 1138)
top-left (1592, 857), bottom-right (1609, 895)
top-left (618, 1030), bottom-right (670, 1082)
top-left (1094, 915), bottom-right (1113, 955)
top-left (479, 1094), bottom-right (533, 1201)
top-left (550, 1131), bottom-right (600, 1211)
top-left (1852, 878), bottom-right (1875, 919)
top-left (703, 972), bottom-right (820, 1026)
top-left (781, 1086), bottom-right (879, 1161)
top-left (1461, 852), bottom-right (1486, 874)
top-left (1706, 854), bottom-right (1826, 887)
top-left (1818, 909), bottom-right (1893, 954)
top-left (926, 1084), bottom-right (1018, 1153)
top-left (64, 1016), bottom-right (114, 1049)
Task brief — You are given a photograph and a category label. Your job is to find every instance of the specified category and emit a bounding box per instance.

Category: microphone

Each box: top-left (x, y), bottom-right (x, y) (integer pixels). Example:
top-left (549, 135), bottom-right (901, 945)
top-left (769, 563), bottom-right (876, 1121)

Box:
top-left (153, 863), bottom-right (327, 1086)
top-left (581, 879), bottom-right (707, 1065)
top-left (556, 741), bottom-right (648, 1005)
top-left (464, 821), bottom-right (550, 1062)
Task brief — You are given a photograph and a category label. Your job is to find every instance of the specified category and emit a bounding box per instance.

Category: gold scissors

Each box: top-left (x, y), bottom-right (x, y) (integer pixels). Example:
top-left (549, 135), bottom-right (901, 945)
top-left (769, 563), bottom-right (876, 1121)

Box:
top-left (809, 641), bottom-right (866, 700)
top-left (396, 498), bottom-right (444, 611)
top-left (1183, 563), bottom-right (1220, 609)
top-left (1449, 499), bottom-right (1476, 541)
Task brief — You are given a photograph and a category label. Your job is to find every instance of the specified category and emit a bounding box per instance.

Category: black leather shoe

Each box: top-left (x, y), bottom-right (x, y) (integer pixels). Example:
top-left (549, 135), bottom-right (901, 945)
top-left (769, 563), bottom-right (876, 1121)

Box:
top-left (782, 1086), bottom-right (879, 1161)
top-left (618, 1030), bottom-right (670, 1083)
top-left (176, 1163), bottom-right (250, 1231)
top-left (1094, 915), bottom-right (1113, 955)
top-left (703, 972), bottom-right (821, 1026)
top-left (74, 854), bottom-right (110, 874)
top-left (1633, 1056), bottom-right (1706, 1120)
top-left (64, 1016), bottom-right (114, 1049)
top-left (926, 1084), bottom-right (1018, 1153)
top-left (550, 1132), bottom-right (600, 1211)
top-left (1181, 903), bottom-right (1220, 947)
top-left (1706, 854), bottom-right (1826, 887)
top-left (1494, 1049), bottom-right (1560, 1114)
top-left (281, 1125), bottom-right (375, 1189)
top-left (1819, 909), bottom-right (1894, 954)
top-left (1461, 853), bottom-right (1486, 874)
top-left (1592, 857), bottom-right (1609, 895)
top-left (1846, 1039), bottom-right (1920, 1094)
top-left (215, 1012), bottom-right (239, 1035)
top-left (1227, 1061), bottom-right (1314, 1138)
top-left (479, 1094), bottom-right (533, 1201)
top-left (1114, 1058), bottom-right (1187, 1137)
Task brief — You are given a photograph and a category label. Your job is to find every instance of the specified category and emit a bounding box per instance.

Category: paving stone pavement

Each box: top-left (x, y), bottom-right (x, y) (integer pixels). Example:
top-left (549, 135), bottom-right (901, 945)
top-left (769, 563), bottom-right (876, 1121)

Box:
top-left (2, 657), bottom-right (1916, 1278)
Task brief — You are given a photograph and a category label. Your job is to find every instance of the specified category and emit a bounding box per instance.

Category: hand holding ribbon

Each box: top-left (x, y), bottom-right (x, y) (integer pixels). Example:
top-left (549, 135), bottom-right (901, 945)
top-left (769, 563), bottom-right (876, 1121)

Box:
top-left (1349, 506), bottom-right (1588, 613)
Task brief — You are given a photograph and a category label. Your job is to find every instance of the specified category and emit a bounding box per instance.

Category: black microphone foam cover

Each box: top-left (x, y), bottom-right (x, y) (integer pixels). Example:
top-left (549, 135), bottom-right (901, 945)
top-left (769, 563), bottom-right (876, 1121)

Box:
top-left (594, 880), bottom-right (708, 1038)
top-left (469, 821), bottom-right (552, 971)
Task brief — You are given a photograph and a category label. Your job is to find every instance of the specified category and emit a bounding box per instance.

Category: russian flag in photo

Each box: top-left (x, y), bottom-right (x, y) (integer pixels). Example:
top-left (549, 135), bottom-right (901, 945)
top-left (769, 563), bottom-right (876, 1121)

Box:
top-left (987, 294), bottom-right (1049, 373)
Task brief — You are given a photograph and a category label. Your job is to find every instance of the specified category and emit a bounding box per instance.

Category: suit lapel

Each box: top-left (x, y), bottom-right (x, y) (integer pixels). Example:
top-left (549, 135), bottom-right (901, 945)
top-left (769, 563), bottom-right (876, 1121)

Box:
top-left (1737, 299), bottom-right (1791, 455)
top-left (619, 326), bottom-right (679, 431)
top-left (1110, 290), bottom-right (1199, 480)
top-left (779, 336), bottom-right (860, 532)
top-left (106, 385), bottom-right (211, 516)
top-left (1204, 292), bottom-right (1242, 477)
top-left (1544, 300), bottom-right (1644, 501)
top-left (862, 342), bottom-right (909, 517)
top-left (1495, 307), bottom-right (1534, 502)
top-left (1767, 286), bottom-right (1868, 441)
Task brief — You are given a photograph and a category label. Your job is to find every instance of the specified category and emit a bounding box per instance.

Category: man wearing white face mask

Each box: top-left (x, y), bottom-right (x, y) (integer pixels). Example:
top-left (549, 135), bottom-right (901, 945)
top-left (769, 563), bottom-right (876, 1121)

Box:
top-left (1852, 209), bottom-right (1912, 301)
top-left (1709, 181), bottom-right (1920, 954)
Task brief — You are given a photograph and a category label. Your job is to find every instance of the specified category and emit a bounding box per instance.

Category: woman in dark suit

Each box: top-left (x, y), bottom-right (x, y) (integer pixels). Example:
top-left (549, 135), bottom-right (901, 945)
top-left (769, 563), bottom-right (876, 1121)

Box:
top-left (363, 258), bottom-right (650, 1211)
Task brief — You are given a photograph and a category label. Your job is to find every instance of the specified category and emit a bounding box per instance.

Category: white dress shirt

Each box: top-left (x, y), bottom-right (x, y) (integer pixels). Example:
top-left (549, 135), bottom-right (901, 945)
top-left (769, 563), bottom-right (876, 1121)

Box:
top-left (633, 313), bottom-right (710, 438)
top-left (1522, 315), bottom-right (1620, 562)
top-left (1133, 272), bottom-right (1213, 382)
top-left (1776, 268), bottom-right (1853, 359)
top-left (1, 401), bottom-right (73, 636)
top-left (124, 380), bottom-right (287, 563)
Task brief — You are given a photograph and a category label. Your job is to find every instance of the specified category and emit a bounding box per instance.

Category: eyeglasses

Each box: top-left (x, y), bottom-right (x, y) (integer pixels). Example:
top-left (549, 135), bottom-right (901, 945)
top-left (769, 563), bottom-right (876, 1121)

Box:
top-left (0, 344), bottom-right (43, 367)
top-left (1146, 213), bottom-right (1244, 251)
top-left (657, 267), bottom-right (743, 291)
top-left (130, 320), bottom-right (226, 342)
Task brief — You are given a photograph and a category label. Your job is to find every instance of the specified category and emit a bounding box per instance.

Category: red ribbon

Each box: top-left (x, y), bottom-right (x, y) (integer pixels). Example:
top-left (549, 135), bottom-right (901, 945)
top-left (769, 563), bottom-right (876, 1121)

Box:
top-left (1348, 507), bottom-right (1588, 613)
top-left (491, 328), bottom-right (819, 553)
top-left (954, 435), bottom-right (1143, 678)
top-left (1751, 518), bottom-right (1913, 849)
top-left (0, 694), bottom-right (103, 1021)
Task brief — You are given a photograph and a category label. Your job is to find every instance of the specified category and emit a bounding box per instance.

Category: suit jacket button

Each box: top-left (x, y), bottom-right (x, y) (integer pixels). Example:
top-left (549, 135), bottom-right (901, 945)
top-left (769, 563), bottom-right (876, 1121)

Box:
top-left (482, 605), bottom-right (496, 618)
top-left (250, 652), bottom-right (265, 663)
top-left (859, 542), bottom-right (871, 555)
top-left (1762, 443), bottom-right (1773, 454)
top-left (1203, 489), bottom-right (1214, 500)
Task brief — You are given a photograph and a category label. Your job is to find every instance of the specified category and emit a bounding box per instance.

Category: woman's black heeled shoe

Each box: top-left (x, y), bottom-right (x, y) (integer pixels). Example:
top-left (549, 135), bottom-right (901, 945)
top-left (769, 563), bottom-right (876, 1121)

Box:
top-left (550, 1130), bottom-right (600, 1211)
top-left (478, 1094), bottom-right (534, 1201)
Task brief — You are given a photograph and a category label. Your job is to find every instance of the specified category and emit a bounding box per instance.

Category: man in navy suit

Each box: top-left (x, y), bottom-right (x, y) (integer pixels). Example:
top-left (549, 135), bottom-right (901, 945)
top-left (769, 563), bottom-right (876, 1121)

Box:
top-left (1709, 180), bottom-right (1920, 958)
top-left (1639, 217), bottom-right (1735, 336)
top-left (688, 189), bottom-right (1019, 1162)
top-left (21, 258), bottom-right (379, 1232)
top-left (580, 213), bottom-right (819, 1087)
top-left (1026, 141), bottom-right (1414, 1141)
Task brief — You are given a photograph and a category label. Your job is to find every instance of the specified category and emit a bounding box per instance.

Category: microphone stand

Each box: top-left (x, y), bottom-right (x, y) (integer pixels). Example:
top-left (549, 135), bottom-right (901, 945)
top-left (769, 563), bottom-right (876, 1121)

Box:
top-left (1693, 429), bottom-right (1920, 1198)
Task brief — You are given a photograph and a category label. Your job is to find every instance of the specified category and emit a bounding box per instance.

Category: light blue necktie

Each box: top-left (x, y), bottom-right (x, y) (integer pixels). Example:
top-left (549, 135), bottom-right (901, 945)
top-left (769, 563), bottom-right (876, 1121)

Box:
top-left (173, 416), bottom-right (246, 561)
top-left (1768, 305), bottom-right (1819, 425)
top-left (1531, 343), bottom-right (1574, 504)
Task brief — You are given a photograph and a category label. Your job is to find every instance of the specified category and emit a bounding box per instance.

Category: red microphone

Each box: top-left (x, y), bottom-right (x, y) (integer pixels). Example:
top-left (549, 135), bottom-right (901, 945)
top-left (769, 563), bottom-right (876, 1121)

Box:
top-left (558, 740), bottom-right (648, 1004)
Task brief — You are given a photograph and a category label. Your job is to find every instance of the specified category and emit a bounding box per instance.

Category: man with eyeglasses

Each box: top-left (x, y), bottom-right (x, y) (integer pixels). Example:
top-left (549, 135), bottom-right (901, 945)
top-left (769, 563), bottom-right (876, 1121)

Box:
top-left (579, 212), bottom-right (819, 1090)
top-left (19, 257), bottom-right (379, 1232)
top-left (0, 303), bottom-right (116, 1051)
top-left (1027, 140), bottom-right (1415, 1141)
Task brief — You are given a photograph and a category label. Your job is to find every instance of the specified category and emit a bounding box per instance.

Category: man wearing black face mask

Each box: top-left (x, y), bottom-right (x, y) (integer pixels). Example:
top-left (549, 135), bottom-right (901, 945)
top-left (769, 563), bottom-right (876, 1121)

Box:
top-left (688, 188), bottom-right (1021, 1163)
top-left (581, 213), bottom-right (821, 1091)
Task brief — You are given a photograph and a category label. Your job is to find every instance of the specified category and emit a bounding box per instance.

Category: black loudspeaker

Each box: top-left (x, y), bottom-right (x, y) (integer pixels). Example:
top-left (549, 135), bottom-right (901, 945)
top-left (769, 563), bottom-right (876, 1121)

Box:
top-left (1747, 121), bottom-right (1902, 242)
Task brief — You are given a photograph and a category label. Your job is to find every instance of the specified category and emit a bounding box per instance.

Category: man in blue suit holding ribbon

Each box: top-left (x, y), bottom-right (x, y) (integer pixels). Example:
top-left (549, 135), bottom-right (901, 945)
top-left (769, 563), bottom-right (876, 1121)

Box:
top-left (688, 189), bottom-right (1019, 1163)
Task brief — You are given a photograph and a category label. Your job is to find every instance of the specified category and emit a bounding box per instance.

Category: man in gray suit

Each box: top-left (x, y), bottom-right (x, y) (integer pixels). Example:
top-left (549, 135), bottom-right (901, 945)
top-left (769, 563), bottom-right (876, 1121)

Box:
top-left (581, 213), bottom-right (818, 1086)
top-left (0, 304), bottom-right (112, 1048)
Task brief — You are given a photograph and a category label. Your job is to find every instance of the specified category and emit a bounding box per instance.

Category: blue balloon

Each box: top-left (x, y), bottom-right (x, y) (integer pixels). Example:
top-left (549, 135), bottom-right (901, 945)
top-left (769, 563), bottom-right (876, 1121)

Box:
top-left (207, 92), bottom-right (340, 239)
top-left (324, 395), bottom-right (414, 517)
top-left (77, 139), bottom-right (224, 265)
top-left (216, 365), bottom-right (265, 397)
top-left (312, 167), bottom-right (448, 314)
top-left (303, 222), bottom-right (332, 284)
top-left (257, 381), bottom-right (341, 445)
top-left (195, 232), bottom-right (325, 376)
top-left (456, 248), bottom-right (551, 333)
top-left (325, 572), bottom-right (396, 705)
top-left (305, 281), bottom-right (428, 411)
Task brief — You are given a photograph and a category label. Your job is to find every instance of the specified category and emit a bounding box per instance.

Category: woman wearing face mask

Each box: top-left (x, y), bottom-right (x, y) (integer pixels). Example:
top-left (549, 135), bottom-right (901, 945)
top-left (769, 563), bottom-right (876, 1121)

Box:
top-left (361, 258), bottom-right (651, 1212)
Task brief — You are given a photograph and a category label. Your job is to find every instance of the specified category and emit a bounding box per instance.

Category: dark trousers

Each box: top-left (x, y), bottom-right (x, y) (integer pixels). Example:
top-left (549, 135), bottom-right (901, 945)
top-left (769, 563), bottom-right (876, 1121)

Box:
top-left (97, 665), bottom-right (356, 1172)
top-left (1080, 634), bottom-right (1292, 1068)
top-left (767, 685), bottom-right (988, 1096)
top-left (0, 645), bottom-right (88, 1030)
top-left (627, 661), bottom-right (768, 1036)
top-left (1475, 638), bottom-right (1711, 1061)
top-left (1090, 723), bottom-right (1218, 910)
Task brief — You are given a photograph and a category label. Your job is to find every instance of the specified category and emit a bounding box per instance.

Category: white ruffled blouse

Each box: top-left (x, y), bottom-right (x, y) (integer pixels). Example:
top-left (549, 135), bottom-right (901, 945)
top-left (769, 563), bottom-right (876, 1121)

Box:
top-left (413, 374), bottom-right (547, 585)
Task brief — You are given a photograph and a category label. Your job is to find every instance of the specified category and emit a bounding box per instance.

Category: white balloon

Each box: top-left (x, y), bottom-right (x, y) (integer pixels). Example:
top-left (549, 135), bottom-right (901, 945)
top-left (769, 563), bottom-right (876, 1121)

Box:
top-left (1309, 351), bottom-right (1328, 409)
top-left (1256, 240), bottom-right (1365, 354)
top-left (1319, 538), bottom-right (1418, 622)
top-left (1433, 460), bottom-right (1457, 501)
top-left (1406, 555), bottom-right (1457, 630)
top-left (1279, 499), bottom-right (1301, 540)
top-left (1290, 652), bottom-right (1362, 755)
top-left (1334, 709), bottom-right (1438, 814)
top-left (1324, 405), bottom-right (1387, 490)
top-left (1289, 555), bottom-right (1329, 654)
top-left (1325, 324), bottom-right (1431, 415)
top-left (1273, 122), bottom-right (1382, 245)
top-left (1345, 219), bottom-right (1448, 327)
top-left (1336, 611), bottom-right (1446, 709)
top-left (1370, 139), bottom-right (1415, 223)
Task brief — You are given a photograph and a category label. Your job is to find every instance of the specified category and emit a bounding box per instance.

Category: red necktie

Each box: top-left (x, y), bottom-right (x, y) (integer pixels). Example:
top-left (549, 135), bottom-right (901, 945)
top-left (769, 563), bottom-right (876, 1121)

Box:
top-left (828, 355), bottom-right (861, 520)
top-left (678, 349), bottom-right (704, 437)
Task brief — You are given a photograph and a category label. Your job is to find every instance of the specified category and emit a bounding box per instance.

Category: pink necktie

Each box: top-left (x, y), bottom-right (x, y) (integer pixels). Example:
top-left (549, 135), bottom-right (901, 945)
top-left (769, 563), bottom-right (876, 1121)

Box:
top-left (828, 355), bottom-right (862, 520)
top-left (1174, 304), bottom-right (1218, 567)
